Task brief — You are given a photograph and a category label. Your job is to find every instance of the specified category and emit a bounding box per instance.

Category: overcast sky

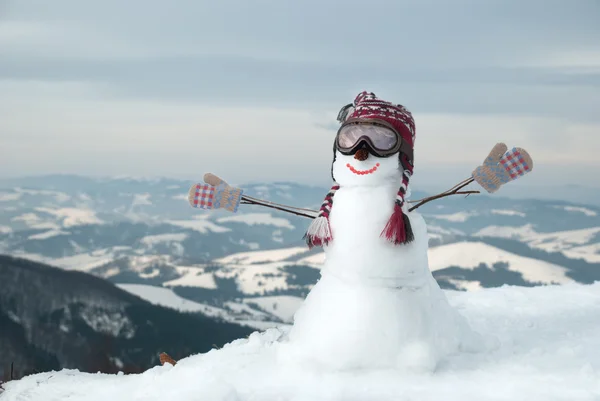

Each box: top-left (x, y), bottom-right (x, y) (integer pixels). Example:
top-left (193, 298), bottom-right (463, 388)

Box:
top-left (0, 0), bottom-right (599, 190)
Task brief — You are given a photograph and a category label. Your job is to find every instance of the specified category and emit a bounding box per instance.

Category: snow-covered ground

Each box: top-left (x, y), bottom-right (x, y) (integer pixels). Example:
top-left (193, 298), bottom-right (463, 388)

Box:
top-left (10, 247), bottom-right (134, 272)
top-left (117, 284), bottom-right (225, 316)
top-left (140, 233), bottom-right (189, 246)
top-left (218, 261), bottom-right (295, 295)
top-left (427, 211), bottom-right (477, 222)
top-left (475, 224), bottom-right (600, 263)
top-left (166, 218), bottom-right (231, 234)
top-left (556, 205), bottom-right (598, 217)
top-left (216, 213), bottom-right (296, 229)
top-left (242, 296), bottom-right (304, 322)
top-left (117, 283), bottom-right (283, 330)
top-left (34, 207), bottom-right (104, 227)
top-left (163, 267), bottom-right (218, 289)
top-left (564, 243), bottom-right (600, 263)
top-left (4, 282), bottom-right (600, 401)
top-left (27, 229), bottom-right (71, 240)
top-left (491, 209), bottom-right (526, 217)
top-left (428, 241), bottom-right (572, 285)
top-left (214, 247), bottom-right (309, 265)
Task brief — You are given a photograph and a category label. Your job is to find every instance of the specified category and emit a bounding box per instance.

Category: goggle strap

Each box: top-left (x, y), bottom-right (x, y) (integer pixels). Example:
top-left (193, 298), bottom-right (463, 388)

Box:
top-left (399, 140), bottom-right (414, 165)
top-left (337, 103), bottom-right (355, 123)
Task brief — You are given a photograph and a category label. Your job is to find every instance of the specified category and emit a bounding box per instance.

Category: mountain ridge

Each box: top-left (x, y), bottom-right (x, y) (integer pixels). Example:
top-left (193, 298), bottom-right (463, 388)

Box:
top-left (0, 255), bottom-right (252, 379)
top-left (2, 173), bottom-right (598, 206)
top-left (1, 175), bottom-right (599, 340)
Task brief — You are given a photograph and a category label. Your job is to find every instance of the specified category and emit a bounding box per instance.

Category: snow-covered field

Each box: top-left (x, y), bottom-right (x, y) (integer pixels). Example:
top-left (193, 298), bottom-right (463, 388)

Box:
top-left (216, 213), bottom-right (296, 229)
top-left (163, 267), bottom-right (218, 289)
top-left (117, 284), bottom-right (225, 316)
top-left (117, 283), bottom-right (286, 330)
top-left (428, 241), bottom-right (572, 285)
top-left (427, 211), bottom-right (477, 222)
top-left (214, 247), bottom-right (309, 265)
top-left (475, 224), bottom-right (600, 258)
top-left (4, 282), bottom-right (600, 401)
top-left (140, 233), bottom-right (189, 246)
top-left (9, 247), bottom-right (134, 272)
top-left (34, 207), bottom-right (104, 227)
top-left (242, 295), bottom-right (304, 322)
top-left (166, 218), bottom-right (231, 234)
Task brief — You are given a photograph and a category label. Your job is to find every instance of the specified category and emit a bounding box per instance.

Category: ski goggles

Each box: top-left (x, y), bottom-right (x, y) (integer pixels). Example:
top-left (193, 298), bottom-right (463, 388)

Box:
top-left (335, 119), bottom-right (413, 160)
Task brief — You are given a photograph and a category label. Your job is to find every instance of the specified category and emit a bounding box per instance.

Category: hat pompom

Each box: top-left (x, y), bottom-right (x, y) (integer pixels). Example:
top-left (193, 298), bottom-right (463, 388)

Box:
top-left (354, 91), bottom-right (375, 104)
top-left (382, 203), bottom-right (414, 245)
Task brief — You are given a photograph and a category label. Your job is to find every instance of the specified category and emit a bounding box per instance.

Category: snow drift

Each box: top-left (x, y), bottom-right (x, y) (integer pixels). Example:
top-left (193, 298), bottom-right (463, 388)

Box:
top-left (3, 282), bottom-right (600, 401)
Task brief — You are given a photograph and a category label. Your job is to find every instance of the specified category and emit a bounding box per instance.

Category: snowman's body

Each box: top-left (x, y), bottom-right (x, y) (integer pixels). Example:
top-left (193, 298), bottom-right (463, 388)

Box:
top-left (285, 151), bottom-right (482, 371)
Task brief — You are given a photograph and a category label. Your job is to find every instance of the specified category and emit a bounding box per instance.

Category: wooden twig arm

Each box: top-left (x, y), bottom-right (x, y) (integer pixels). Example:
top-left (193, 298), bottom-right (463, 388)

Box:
top-left (408, 190), bottom-right (479, 212)
top-left (202, 175), bottom-right (479, 219)
top-left (408, 177), bottom-right (477, 212)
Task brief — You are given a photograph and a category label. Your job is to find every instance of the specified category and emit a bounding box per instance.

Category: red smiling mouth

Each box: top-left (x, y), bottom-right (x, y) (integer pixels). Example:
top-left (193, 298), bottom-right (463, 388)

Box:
top-left (346, 162), bottom-right (381, 175)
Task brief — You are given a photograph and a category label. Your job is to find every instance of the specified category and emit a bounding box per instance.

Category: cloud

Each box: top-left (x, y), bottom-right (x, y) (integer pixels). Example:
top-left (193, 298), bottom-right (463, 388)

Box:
top-left (1, 56), bottom-right (598, 123)
top-left (3, 0), bottom-right (599, 63)
top-left (0, 0), bottom-right (599, 185)
top-left (1, 79), bottom-right (598, 189)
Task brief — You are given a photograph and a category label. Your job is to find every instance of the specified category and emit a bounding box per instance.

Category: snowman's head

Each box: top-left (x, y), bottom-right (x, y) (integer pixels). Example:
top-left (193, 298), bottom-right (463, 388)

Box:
top-left (305, 91), bottom-right (417, 249)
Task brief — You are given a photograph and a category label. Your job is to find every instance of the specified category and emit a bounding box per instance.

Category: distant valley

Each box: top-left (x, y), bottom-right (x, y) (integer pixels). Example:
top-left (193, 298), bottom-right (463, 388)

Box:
top-left (1, 174), bottom-right (600, 346)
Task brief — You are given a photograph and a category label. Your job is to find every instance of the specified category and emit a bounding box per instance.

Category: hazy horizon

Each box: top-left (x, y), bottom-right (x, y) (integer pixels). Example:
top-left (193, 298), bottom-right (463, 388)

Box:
top-left (1, 169), bottom-right (600, 208)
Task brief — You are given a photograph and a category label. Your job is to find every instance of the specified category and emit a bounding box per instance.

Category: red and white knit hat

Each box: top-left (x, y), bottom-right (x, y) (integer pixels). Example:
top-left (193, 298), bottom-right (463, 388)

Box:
top-left (305, 91), bottom-right (416, 248)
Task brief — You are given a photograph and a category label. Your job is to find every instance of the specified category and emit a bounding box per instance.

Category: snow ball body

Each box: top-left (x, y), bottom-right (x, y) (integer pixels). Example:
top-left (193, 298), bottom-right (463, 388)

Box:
top-left (284, 151), bottom-right (483, 371)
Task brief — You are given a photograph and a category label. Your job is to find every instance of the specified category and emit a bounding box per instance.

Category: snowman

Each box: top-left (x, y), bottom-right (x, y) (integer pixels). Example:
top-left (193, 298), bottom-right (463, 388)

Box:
top-left (189, 90), bottom-right (533, 372)
top-left (281, 91), bottom-right (487, 372)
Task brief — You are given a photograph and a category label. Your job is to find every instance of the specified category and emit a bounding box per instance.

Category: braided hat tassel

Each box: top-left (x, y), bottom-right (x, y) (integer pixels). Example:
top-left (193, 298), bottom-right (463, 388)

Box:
top-left (381, 154), bottom-right (414, 245)
top-left (304, 185), bottom-right (339, 248)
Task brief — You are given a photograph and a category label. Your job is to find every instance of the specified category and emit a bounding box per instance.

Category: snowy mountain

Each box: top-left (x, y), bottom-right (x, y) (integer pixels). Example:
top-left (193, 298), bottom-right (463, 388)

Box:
top-left (3, 281), bottom-right (600, 401)
top-left (99, 240), bottom-right (593, 326)
top-left (1, 175), bottom-right (600, 326)
top-left (0, 255), bottom-right (252, 379)
top-left (429, 241), bottom-right (572, 290)
top-left (475, 224), bottom-right (600, 263)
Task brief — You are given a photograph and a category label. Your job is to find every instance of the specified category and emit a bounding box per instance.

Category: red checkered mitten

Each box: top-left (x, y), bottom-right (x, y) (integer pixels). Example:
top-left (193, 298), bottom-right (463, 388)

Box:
top-left (472, 143), bottom-right (533, 193)
top-left (187, 173), bottom-right (244, 212)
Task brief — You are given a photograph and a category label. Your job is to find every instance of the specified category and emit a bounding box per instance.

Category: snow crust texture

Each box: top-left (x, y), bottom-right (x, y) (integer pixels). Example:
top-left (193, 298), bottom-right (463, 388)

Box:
top-left (4, 283), bottom-right (600, 401)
